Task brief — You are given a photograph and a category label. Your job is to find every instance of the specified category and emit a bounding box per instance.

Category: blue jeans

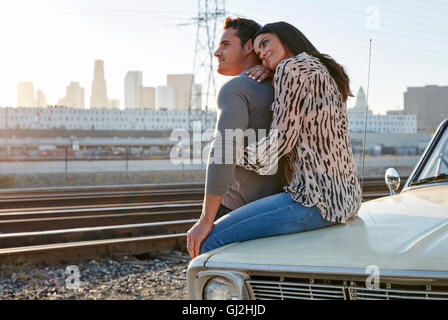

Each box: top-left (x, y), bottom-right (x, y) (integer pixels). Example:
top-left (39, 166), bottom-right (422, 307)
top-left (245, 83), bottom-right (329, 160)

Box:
top-left (200, 192), bottom-right (336, 254)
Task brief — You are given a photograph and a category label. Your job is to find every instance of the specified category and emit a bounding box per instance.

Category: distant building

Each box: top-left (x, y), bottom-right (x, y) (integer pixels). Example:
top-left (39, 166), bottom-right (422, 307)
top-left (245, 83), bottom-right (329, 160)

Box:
top-left (167, 74), bottom-right (194, 110)
top-left (90, 60), bottom-right (109, 108)
top-left (347, 113), bottom-right (417, 134)
top-left (156, 86), bottom-right (175, 110)
top-left (140, 87), bottom-right (155, 109)
top-left (348, 87), bottom-right (372, 115)
top-left (124, 71), bottom-right (143, 108)
top-left (386, 109), bottom-right (404, 116)
top-left (58, 82), bottom-right (85, 109)
top-left (0, 106), bottom-right (216, 131)
top-left (349, 132), bottom-right (432, 155)
top-left (17, 82), bottom-right (47, 108)
top-left (191, 83), bottom-right (202, 110)
top-left (347, 86), bottom-right (416, 134)
top-left (17, 82), bottom-right (35, 107)
top-left (108, 99), bottom-right (120, 109)
top-left (404, 85), bottom-right (448, 133)
top-left (122, 72), bottom-right (200, 110)
top-left (36, 90), bottom-right (47, 108)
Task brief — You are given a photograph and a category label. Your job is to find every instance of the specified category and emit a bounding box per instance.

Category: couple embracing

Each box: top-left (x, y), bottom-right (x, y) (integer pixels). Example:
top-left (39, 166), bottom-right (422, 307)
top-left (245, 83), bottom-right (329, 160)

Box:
top-left (187, 17), bottom-right (362, 259)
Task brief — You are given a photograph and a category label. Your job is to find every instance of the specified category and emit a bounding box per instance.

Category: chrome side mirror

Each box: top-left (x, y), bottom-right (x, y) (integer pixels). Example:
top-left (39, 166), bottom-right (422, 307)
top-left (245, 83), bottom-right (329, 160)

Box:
top-left (385, 168), bottom-right (401, 195)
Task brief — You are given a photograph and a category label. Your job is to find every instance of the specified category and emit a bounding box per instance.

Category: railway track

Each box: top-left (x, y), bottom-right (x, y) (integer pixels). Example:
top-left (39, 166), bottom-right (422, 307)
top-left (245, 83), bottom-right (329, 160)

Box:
top-left (0, 183), bottom-right (204, 210)
top-left (0, 178), bottom-right (399, 266)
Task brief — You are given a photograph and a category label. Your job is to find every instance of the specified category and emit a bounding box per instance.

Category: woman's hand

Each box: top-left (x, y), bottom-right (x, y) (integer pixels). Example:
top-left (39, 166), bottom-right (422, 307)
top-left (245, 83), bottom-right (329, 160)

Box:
top-left (246, 65), bottom-right (274, 83)
top-left (186, 218), bottom-right (214, 259)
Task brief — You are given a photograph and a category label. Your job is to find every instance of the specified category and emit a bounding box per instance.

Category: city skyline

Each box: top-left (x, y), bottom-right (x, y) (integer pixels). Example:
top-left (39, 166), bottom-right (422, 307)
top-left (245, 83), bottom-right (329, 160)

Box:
top-left (0, 0), bottom-right (447, 114)
top-left (15, 59), bottom-right (202, 110)
top-left (10, 82), bottom-right (447, 134)
top-left (13, 66), bottom-right (440, 116)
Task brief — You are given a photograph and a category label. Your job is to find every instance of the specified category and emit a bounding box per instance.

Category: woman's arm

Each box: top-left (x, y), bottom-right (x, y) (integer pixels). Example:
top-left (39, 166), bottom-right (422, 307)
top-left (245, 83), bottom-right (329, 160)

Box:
top-left (237, 59), bottom-right (314, 175)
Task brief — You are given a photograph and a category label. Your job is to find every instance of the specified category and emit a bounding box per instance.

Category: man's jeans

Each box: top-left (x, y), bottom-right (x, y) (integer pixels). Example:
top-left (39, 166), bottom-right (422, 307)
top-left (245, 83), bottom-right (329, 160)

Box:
top-left (200, 192), bottom-right (336, 254)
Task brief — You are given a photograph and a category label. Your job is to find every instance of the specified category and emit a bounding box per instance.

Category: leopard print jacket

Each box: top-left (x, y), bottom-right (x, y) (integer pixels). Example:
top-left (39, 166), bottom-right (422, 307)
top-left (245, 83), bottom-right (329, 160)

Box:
top-left (237, 52), bottom-right (362, 223)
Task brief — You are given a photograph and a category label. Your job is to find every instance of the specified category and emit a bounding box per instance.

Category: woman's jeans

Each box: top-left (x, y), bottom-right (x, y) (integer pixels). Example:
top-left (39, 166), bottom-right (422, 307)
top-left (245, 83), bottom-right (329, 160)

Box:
top-left (200, 192), bottom-right (336, 254)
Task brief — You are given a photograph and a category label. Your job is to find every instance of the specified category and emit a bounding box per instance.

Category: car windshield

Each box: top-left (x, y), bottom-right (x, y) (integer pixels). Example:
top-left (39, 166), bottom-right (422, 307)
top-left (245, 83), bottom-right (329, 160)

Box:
top-left (411, 126), bottom-right (448, 186)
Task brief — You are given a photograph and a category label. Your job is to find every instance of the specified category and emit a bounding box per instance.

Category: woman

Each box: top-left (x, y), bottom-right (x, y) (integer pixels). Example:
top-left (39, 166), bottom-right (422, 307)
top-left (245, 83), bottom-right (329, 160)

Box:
top-left (188, 21), bottom-right (362, 259)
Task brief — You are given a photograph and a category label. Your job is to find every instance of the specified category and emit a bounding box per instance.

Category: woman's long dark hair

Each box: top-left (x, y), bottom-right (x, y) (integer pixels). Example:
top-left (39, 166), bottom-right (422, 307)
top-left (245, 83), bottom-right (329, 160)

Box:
top-left (255, 22), bottom-right (353, 101)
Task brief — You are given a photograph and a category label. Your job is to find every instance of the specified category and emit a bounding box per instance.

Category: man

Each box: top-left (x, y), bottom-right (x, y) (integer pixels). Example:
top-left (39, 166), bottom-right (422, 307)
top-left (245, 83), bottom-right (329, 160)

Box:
top-left (187, 17), bottom-right (285, 259)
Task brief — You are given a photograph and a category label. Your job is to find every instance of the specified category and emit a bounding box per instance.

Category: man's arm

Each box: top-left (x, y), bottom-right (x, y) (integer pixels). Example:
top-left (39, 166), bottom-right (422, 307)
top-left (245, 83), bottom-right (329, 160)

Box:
top-left (187, 80), bottom-right (250, 258)
top-left (201, 193), bottom-right (223, 223)
top-left (205, 83), bottom-right (250, 197)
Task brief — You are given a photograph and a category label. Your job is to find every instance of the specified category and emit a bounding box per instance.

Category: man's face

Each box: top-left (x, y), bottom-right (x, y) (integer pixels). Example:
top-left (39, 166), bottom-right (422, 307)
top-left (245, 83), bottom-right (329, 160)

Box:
top-left (214, 28), bottom-right (248, 76)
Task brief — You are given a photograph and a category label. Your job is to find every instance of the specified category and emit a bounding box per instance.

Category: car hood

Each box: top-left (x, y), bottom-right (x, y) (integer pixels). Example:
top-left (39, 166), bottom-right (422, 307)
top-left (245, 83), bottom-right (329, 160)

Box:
top-left (205, 185), bottom-right (448, 271)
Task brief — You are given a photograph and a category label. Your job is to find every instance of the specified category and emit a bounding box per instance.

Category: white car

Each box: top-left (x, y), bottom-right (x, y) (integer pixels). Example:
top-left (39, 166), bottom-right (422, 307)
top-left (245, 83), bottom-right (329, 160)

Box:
top-left (187, 117), bottom-right (448, 300)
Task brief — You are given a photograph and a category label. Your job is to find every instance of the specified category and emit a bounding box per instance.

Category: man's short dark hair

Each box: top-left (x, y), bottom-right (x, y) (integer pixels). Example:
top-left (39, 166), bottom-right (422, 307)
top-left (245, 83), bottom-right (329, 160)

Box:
top-left (223, 17), bottom-right (261, 47)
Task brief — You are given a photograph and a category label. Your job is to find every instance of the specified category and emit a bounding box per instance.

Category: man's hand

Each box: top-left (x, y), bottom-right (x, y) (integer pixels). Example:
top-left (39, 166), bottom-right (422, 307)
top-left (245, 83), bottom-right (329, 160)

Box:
top-left (187, 218), bottom-right (214, 259)
top-left (246, 64), bottom-right (274, 83)
top-left (188, 192), bottom-right (221, 259)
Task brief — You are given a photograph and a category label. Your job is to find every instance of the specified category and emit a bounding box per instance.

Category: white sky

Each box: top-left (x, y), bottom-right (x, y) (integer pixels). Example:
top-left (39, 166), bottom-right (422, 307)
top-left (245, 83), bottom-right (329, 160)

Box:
top-left (0, 0), bottom-right (447, 114)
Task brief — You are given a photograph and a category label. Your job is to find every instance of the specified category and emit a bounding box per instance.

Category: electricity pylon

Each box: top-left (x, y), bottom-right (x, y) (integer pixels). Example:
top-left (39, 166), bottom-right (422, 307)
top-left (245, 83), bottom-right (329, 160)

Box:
top-left (193, 0), bottom-right (226, 111)
top-left (180, 0), bottom-right (226, 130)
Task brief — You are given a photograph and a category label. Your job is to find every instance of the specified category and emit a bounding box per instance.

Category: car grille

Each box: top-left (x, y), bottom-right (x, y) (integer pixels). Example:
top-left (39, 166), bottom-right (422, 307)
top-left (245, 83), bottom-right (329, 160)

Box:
top-left (246, 276), bottom-right (448, 300)
top-left (348, 286), bottom-right (448, 300)
top-left (246, 278), bottom-right (347, 300)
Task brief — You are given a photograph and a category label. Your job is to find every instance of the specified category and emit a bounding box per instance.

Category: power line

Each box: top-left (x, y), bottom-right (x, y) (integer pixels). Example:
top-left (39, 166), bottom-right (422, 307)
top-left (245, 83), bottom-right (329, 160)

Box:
top-left (226, 1), bottom-right (448, 59)
top-left (227, 0), bottom-right (448, 39)
top-left (318, 0), bottom-right (448, 28)
top-left (40, 5), bottom-right (194, 15)
top-left (45, 7), bottom-right (191, 20)
top-left (222, 4), bottom-right (447, 67)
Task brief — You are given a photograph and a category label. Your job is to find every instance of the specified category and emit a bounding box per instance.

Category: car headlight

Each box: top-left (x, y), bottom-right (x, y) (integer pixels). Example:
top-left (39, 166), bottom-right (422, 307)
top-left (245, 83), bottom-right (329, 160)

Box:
top-left (203, 276), bottom-right (238, 300)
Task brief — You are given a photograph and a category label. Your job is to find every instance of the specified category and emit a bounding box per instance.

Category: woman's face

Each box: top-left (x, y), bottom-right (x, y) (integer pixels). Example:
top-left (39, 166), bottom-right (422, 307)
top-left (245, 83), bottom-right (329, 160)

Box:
top-left (254, 33), bottom-right (292, 70)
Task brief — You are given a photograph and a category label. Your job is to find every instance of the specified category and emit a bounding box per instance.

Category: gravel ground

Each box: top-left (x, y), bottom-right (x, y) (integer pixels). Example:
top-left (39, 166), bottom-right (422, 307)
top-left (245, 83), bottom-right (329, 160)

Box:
top-left (0, 251), bottom-right (191, 300)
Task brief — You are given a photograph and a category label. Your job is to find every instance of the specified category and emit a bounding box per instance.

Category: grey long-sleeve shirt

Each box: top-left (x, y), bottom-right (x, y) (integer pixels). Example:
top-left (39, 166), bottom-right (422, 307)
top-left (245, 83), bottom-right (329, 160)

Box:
top-left (205, 71), bottom-right (286, 210)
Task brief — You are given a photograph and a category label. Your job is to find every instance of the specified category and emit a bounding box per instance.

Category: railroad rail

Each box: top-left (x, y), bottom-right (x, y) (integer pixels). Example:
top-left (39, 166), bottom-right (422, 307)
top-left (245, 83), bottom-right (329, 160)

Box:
top-left (0, 183), bottom-right (204, 210)
top-left (0, 178), bottom-right (401, 266)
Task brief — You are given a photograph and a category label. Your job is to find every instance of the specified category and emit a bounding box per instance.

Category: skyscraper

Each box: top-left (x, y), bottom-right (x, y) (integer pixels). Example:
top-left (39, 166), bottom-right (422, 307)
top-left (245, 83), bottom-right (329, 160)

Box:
top-left (17, 81), bottom-right (35, 107)
top-left (58, 82), bottom-right (85, 108)
top-left (36, 90), bottom-right (47, 107)
top-left (167, 74), bottom-right (194, 110)
top-left (156, 86), bottom-right (175, 110)
top-left (140, 86), bottom-right (155, 109)
top-left (404, 85), bottom-right (448, 132)
top-left (90, 60), bottom-right (109, 108)
top-left (124, 71), bottom-right (143, 108)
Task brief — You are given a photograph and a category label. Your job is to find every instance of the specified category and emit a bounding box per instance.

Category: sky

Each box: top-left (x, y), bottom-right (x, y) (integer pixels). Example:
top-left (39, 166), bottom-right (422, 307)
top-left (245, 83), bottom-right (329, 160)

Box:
top-left (0, 0), bottom-right (447, 114)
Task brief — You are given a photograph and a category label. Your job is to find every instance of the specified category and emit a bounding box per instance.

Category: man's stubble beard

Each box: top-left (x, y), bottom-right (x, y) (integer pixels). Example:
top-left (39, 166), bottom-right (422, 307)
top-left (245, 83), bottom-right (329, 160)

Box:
top-left (217, 52), bottom-right (248, 76)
